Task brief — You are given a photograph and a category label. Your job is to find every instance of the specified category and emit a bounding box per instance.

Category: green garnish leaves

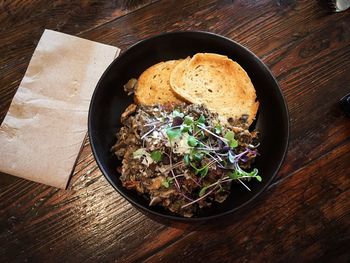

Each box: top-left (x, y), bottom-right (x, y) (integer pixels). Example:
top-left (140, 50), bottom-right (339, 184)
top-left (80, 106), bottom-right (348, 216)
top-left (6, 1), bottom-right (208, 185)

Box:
top-left (248, 168), bottom-right (259, 177)
top-left (198, 130), bottom-right (206, 140)
top-left (224, 131), bottom-right (238, 148)
top-left (228, 170), bottom-right (240, 180)
top-left (184, 116), bottom-right (194, 125)
top-left (172, 109), bottom-right (184, 118)
top-left (162, 177), bottom-right (172, 188)
top-left (193, 152), bottom-right (204, 161)
top-left (181, 124), bottom-right (191, 133)
top-left (200, 166), bottom-right (209, 177)
top-left (190, 162), bottom-right (199, 173)
top-left (162, 180), bottom-right (170, 188)
top-left (187, 136), bottom-right (198, 147)
top-left (184, 154), bottom-right (190, 165)
top-left (228, 168), bottom-right (261, 182)
top-left (198, 114), bottom-right (206, 124)
top-left (199, 186), bottom-right (209, 197)
top-left (214, 124), bottom-right (222, 134)
top-left (229, 139), bottom-right (238, 148)
top-left (151, 150), bottom-right (162, 162)
top-left (190, 162), bottom-right (209, 177)
top-left (166, 127), bottom-right (181, 141)
top-left (182, 115), bottom-right (206, 135)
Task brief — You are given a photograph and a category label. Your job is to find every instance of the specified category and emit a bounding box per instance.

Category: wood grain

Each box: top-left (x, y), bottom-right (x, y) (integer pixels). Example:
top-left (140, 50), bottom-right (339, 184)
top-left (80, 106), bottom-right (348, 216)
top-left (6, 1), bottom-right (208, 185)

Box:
top-left (0, 0), bottom-right (156, 32)
top-left (0, 0), bottom-right (158, 121)
top-left (144, 140), bottom-right (350, 263)
top-left (0, 140), bottom-right (198, 262)
top-left (1, 0), bottom-right (349, 262)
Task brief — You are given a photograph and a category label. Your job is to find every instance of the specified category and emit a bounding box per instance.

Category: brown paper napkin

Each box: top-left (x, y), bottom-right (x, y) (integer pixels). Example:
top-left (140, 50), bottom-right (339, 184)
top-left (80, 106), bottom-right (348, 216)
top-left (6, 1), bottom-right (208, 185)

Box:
top-left (0, 29), bottom-right (119, 189)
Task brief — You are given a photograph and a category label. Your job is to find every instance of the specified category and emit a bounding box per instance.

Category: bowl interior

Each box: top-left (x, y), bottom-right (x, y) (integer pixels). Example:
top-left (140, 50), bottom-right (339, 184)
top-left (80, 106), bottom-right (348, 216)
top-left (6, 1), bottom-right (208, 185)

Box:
top-left (88, 31), bottom-right (289, 221)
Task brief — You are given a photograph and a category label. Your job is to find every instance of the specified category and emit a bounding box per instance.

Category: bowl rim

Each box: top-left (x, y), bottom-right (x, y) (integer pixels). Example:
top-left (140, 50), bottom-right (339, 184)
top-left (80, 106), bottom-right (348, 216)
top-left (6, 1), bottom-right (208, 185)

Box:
top-left (88, 30), bottom-right (290, 222)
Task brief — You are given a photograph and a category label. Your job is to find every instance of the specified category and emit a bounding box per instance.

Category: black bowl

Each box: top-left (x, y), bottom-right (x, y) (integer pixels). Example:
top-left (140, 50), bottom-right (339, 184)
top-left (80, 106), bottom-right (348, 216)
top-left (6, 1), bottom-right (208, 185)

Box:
top-left (88, 31), bottom-right (289, 221)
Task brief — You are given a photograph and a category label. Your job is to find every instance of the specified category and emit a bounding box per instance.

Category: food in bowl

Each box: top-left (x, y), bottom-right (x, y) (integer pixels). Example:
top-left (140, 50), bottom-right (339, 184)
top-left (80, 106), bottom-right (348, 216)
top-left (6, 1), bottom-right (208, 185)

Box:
top-left (112, 53), bottom-right (261, 217)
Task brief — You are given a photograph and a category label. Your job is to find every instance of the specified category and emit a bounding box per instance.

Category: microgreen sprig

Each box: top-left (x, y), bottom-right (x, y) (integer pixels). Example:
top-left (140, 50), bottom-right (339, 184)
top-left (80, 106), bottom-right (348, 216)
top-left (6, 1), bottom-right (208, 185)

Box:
top-left (151, 150), bottom-right (162, 162)
top-left (197, 123), bottom-right (229, 143)
top-left (138, 108), bottom-right (261, 210)
top-left (166, 127), bottom-right (181, 141)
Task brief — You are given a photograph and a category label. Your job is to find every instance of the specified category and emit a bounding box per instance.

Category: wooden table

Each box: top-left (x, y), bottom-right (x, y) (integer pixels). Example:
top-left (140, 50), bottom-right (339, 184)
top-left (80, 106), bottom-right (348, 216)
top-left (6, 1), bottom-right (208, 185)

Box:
top-left (1, 1), bottom-right (349, 262)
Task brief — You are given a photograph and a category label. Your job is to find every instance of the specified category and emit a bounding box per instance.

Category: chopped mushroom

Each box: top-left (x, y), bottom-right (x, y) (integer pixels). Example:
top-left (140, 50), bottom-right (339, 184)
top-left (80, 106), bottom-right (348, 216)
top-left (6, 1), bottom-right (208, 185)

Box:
top-left (121, 104), bottom-right (137, 123)
top-left (112, 104), bottom-right (260, 217)
top-left (123, 78), bottom-right (138, 96)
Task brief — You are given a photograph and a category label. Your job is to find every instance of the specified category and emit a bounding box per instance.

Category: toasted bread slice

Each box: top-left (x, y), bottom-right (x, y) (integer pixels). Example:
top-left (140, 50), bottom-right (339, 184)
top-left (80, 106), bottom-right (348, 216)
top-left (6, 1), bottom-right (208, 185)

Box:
top-left (170, 53), bottom-right (259, 125)
top-left (135, 60), bottom-right (185, 105)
